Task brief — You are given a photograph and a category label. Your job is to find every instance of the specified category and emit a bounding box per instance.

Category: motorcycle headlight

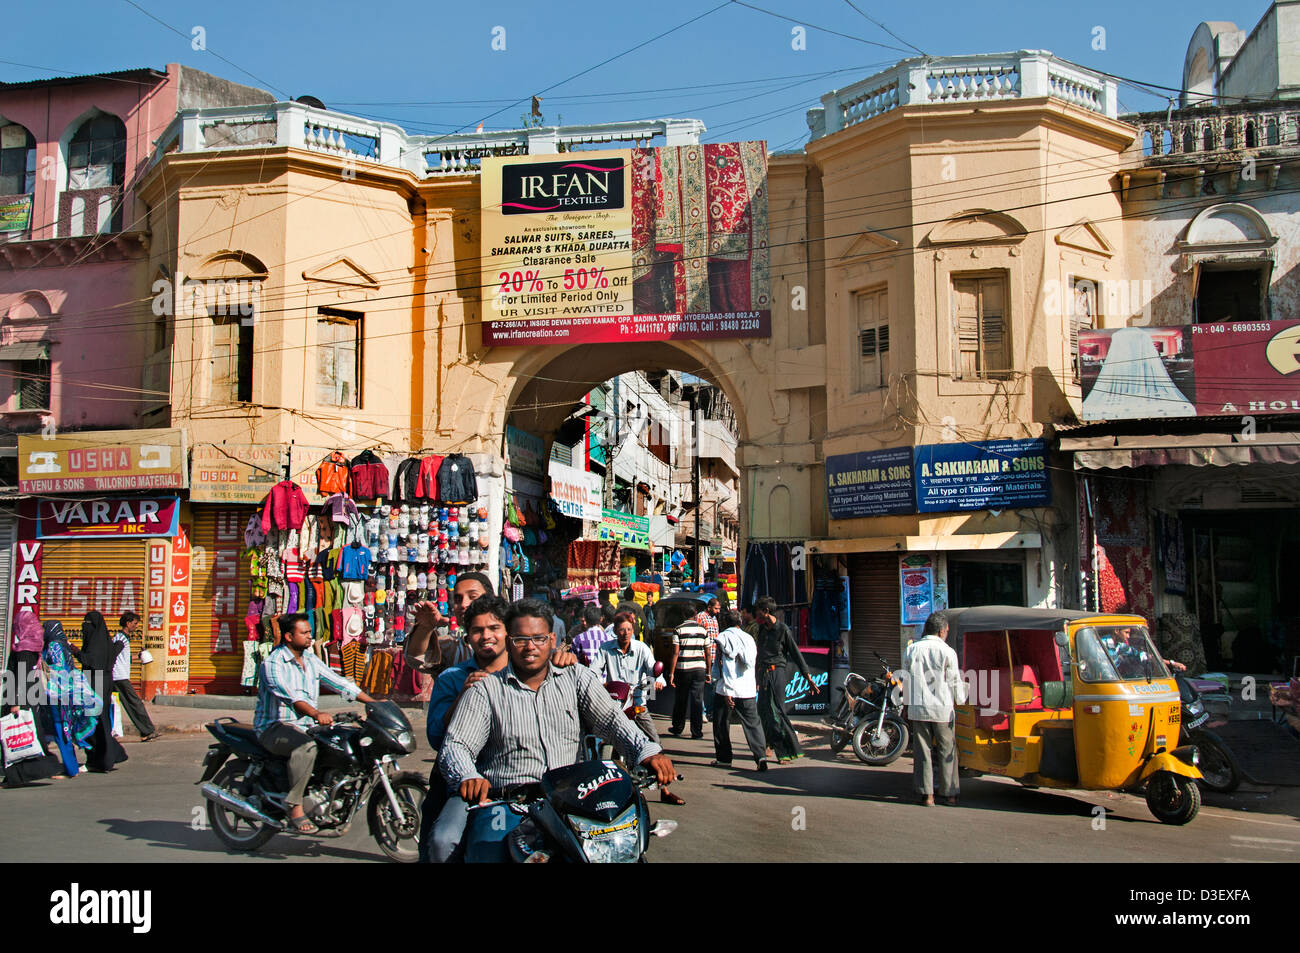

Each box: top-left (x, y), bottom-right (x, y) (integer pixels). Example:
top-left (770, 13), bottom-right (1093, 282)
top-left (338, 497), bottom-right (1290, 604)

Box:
top-left (395, 731), bottom-right (413, 751)
top-left (568, 805), bottom-right (640, 863)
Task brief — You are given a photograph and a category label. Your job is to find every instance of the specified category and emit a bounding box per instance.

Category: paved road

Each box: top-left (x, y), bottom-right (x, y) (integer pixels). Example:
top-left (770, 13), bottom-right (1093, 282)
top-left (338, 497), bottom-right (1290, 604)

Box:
top-left (2, 717), bottom-right (1297, 863)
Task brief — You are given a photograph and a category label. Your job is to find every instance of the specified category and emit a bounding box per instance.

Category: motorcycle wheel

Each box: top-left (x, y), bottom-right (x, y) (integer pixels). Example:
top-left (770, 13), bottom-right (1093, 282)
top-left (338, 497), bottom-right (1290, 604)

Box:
top-left (1191, 730), bottom-right (1241, 793)
top-left (369, 771), bottom-right (428, 863)
top-left (851, 715), bottom-right (909, 765)
top-left (1145, 772), bottom-right (1201, 825)
top-left (207, 761), bottom-right (277, 852)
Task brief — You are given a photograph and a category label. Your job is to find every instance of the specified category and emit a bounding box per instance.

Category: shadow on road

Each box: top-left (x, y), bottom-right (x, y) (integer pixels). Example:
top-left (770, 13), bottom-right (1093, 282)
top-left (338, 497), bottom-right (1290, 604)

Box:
top-left (97, 818), bottom-right (386, 862)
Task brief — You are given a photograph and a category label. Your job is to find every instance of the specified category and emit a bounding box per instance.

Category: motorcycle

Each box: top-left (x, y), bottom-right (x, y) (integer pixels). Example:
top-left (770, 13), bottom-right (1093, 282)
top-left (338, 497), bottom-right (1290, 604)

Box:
top-left (598, 661), bottom-right (664, 763)
top-left (827, 652), bottom-right (909, 765)
top-left (1177, 674), bottom-right (1241, 793)
top-left (197, 700), bottom-right (428, 862)
top-left (466, 753), bottom-right (679, 863)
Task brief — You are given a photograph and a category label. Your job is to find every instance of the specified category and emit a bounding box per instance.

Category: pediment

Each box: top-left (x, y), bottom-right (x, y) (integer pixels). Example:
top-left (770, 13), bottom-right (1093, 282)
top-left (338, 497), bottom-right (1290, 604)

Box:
top-left (838, 227), bottom-right (901, 262)
top-left (195, 250), bottom-right (269, 280)
top-left (925, 209), bottom-right (1027, 246)
top-left (1055, 219), bottom-right (1114, 258)
top-left (302, 257), bottom-right (380, 289)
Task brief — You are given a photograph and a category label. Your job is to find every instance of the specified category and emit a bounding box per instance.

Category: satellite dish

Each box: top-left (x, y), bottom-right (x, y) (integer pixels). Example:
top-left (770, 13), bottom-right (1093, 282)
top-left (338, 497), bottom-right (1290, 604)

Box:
top-left (295, 95), bottom-right (326, 109)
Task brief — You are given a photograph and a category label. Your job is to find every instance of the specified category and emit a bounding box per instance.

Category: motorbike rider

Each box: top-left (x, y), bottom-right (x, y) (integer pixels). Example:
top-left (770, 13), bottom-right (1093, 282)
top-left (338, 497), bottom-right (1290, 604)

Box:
top-left (254, 613), bottom-right (375, 834)
top-left (438, 598), bottom-right (676, 861)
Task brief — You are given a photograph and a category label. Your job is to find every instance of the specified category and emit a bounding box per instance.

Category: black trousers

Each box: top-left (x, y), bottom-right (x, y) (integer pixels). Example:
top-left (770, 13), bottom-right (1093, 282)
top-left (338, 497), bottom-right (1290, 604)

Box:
top-left (113, 679), bottom-right (155, 736)
top-left (85, 671), bottom-right (127, 772)
top-left (671, 669), bottom-right (706, 736)
top-left (712, 695), bottom-right (767, 764)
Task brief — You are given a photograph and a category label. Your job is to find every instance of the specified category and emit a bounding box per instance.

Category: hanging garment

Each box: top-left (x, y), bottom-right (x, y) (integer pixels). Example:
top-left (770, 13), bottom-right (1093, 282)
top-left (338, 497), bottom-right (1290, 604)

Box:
top-left (324, 493), bottom-right (361, 525)
top-left (349, 450), bottom-right (391, 499)
top-left (416, 454), bottom-right (445, 499)
top-left (240, 641), bottom-right (259, 687)
top-left (341, 640), bottom-right (366, 683)
top-left (361, 648), bottom-right (398, 697)
top-left (390, 458), bottom-right (423, 504)
top-left (436, 454), bottom-right (479, 504)
top-left (260, 481), bottom-right (310, 533)
top-left (316, 451), bottom-right (353, 497)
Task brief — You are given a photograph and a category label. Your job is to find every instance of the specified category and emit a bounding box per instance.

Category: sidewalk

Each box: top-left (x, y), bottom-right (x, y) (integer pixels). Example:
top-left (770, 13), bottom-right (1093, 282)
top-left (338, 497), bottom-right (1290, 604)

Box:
top-left (121, 695), bottom-right (427, 739)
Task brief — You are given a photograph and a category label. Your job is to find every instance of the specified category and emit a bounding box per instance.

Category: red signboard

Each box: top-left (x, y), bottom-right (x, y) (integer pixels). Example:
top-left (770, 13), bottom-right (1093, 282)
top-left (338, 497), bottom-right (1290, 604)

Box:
top-left (1080, 320), bottom-right (1300, 419)
top-left (36, 497), bottom-right (181, 538)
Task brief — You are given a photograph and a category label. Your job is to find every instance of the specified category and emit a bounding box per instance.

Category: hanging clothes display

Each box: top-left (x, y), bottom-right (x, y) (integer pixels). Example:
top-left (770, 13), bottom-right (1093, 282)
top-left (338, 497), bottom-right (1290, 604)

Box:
top-left (349, 450), bottom-right (391, 500)
top-left (740, 541), bottom-right (811, 609)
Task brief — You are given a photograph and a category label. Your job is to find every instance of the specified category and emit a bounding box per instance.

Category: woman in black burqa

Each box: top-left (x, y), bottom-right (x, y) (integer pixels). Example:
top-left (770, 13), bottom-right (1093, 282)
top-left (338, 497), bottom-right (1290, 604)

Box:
top-left (75, 611), bottom-right (128, 772)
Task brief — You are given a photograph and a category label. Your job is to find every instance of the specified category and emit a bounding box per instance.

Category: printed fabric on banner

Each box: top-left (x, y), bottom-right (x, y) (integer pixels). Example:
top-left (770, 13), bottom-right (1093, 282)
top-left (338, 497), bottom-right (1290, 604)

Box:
top-left (1093, 475), bottom-right (1154, 620)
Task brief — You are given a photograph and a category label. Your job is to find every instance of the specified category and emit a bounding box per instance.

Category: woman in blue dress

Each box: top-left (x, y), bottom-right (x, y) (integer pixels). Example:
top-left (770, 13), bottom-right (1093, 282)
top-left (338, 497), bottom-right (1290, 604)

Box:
top-left (41, 620), bottom-right (98, 777)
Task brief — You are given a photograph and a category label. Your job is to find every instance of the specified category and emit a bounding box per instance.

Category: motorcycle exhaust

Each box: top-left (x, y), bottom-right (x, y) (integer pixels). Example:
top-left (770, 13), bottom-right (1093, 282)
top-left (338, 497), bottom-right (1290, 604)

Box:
top-left (200, 782), bottom-right (286, 830)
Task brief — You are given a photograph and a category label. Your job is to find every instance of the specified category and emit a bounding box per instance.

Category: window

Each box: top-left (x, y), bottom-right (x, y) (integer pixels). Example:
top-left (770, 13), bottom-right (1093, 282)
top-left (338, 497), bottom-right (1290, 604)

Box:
top-left (1069, 276), bottom-right (1099, 381)
top-left (317, 308), bottom-right (361, 407)
top-left (210, 312), bottom-right (252, 403)
top-left (952, 274), bottom-right (1010, 380)
top-left (0, 122), bottom-right (36, 195)
top-left (1196, 266), bottom-right (1265, 324)
top-left (855, 288), bottom-right (889, 391)
top-left (15, 357), bottom-right (50, 410)
top-left (67, 115), bottom-right (126, 189)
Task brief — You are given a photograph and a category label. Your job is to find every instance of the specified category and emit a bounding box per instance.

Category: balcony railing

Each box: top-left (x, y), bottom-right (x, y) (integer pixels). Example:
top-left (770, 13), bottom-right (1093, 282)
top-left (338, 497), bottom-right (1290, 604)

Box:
top-left (808, 51), bottom-right (1118, 138)
top-left (1124, 102), bottom-right (1300, 162)
top-left (153, 102), bottom-right (706, 177)
top-left (58, 186), bottom-right (123, 237)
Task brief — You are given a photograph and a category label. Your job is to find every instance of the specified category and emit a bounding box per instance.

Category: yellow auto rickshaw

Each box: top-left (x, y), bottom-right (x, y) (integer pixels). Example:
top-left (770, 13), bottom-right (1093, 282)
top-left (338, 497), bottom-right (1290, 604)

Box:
top-left (949, 606), bottom-right (1202, 825)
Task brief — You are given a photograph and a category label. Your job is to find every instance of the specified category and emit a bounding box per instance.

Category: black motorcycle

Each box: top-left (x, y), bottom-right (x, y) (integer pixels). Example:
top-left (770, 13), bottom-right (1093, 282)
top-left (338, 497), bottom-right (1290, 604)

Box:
top-left (827, 652), bottom-right (909, 765)
top-left (1177, 675), bottom-right (1241, 793)
top-left (198, 701), bottom-right (428, 862)
top-left (466, 757), bottom-right (678, 863)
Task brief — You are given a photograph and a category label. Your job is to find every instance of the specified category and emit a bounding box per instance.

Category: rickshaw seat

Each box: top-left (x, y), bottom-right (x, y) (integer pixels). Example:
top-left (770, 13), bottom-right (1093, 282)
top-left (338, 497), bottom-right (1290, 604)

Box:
top-left (1011, 665), bottom-right (1043, 710)
top-left (974, 664), bottom-right (1043, 730)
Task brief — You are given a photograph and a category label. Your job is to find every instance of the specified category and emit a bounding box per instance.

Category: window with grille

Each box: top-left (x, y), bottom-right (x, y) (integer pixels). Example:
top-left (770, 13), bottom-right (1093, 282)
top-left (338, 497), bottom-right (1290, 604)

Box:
top-left (317, 308), bottom-right (361, 408)
top-left (1069, 276), bottom-right (1098, 381)
top-left (855, 288), bottom-right (889, 391)
top-left (951, 274), bottom-right (1010, 380)
top-left (210, 311), bottom-right (253, 403)
top-left (0, 122), bottom-right (36, 195)
top-left (15, 358), bottom-right (50, 410)
top-left (67, 115), bottom-right (126, 189)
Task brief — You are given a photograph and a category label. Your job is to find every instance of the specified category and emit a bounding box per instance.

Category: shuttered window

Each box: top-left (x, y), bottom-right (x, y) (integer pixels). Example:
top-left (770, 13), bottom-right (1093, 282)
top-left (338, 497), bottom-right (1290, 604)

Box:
top-left (1069, 276), bottom-right (1098, 381)
top-left (952, 274), bottom-right (1010, 380)
top-left (317, 308), bottom-right (361, 408)
top-left (16, 357), bottom-right (50, 409)
top-left (855, 288), bottom-right (889, 391)
top-left (848, 553), bottom-right (903, 674)
top-left (189, 506), bottom-right (255, 694)
top-left (210, 311), bottom-right (252, 403)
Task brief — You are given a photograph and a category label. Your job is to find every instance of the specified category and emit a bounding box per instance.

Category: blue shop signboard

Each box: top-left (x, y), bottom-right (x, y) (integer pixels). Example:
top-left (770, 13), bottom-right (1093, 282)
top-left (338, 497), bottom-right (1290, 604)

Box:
top-left (826, 447), bottom-right (915, 519)
top-left (913, 438), bottom-right (1050, 514)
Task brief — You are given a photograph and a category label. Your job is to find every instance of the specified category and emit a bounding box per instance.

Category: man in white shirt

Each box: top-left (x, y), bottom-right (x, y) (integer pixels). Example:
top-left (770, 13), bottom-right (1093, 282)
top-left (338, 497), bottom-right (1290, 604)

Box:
top-left (709, 610), bottom-right (767, 771)
top-left (903, 610), bottom-right (967, 806)
top-left (112, 612), bottom-right (158, 741)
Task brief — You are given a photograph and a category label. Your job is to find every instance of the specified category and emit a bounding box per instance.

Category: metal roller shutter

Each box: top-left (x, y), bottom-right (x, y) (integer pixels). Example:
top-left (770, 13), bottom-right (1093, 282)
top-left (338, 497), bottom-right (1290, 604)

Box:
top-left (849, 553), bottom-right (902, 673)
top-left (189, 506), bottom-right (255, 695)
top-left (38, 538), bottom-right (149, 690)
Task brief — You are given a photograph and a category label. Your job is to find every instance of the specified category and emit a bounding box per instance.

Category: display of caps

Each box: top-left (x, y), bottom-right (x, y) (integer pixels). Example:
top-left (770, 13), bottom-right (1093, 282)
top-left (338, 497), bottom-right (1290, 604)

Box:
top-left (416, 572), bottom-right (427, 589)
top-left (437, 601), bottom-right (449, 616)
top-left (440, 572), bottom-right (450, 588)
top-left (477, 505), bottom-right (488, 520)
top-left (437, 587), bottom-right (448, 602)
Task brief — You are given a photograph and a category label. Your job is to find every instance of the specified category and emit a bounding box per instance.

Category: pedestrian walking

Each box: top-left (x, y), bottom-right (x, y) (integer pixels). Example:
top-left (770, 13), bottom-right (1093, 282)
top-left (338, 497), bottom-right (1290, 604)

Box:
top-left (753, 596), bottom-right (818, 763)
top-left (2, 610), bottom-right (65, 787)
top-left (667, 619), bottom-right (710, 739)
top-left (39, 621), bottom-right (97, 777)
top-left (903, 610), bottom-right (966, 806)
top-left (571, 604), bottom-right (607, 666)
top-left (709, 609), bottom-right (767, 771)
top-left (112, 613), bottom-right (159, 741)
top-left (693, 598), bottom-right (720, 721)
top-left (75, 611), bottom-right (128, 773)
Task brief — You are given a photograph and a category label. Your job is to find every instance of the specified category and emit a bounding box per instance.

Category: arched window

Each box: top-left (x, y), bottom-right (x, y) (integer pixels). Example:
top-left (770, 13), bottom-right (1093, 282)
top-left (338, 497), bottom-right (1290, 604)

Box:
top-left (67, 114), bottom-right (126, 189)
top-left (0, 121), bottom-right (36, 195)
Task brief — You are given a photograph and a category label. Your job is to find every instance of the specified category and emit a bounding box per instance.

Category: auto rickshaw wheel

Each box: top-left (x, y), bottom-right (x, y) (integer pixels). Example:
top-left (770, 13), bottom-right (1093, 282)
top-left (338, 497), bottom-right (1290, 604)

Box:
top-left (1145, 772), bottom-right (1201, 825)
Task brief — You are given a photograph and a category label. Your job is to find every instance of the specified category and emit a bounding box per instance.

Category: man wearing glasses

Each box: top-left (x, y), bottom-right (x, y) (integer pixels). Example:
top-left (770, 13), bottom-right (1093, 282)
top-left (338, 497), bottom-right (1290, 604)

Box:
top-left (439, 598), bottom-right (676, 861)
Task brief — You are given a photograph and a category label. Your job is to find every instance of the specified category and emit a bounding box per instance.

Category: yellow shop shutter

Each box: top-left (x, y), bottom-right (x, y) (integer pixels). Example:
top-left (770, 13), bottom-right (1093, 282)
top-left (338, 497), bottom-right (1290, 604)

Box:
top-left (38, 538), bottom-right (149, 690)
top-left (188, 506), bottom-right (256, 694)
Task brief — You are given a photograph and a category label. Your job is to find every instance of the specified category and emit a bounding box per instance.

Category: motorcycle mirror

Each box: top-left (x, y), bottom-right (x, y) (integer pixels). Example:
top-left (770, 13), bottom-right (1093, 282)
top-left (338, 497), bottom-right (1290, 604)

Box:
top-left (652, 661), bottom-right (664, 677)
top-left (650, 819), bottom-right (678, 838)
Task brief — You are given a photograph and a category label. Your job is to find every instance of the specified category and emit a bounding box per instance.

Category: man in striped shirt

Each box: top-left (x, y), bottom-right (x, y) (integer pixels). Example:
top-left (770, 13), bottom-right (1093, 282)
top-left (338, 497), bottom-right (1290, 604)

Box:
top-left (438, 599), bottom-right (676, 860)
top-left (255, 613), bottom-right (375, 834)
top-left (668, 614), bottom-right (714, 740)
top-left (571, 604), bottom-right (608, 666)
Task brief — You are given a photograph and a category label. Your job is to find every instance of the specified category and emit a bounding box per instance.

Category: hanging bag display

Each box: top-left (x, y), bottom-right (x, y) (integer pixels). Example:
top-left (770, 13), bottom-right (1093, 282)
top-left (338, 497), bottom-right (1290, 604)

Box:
top-left (1, 709), bottom-right (42, 767)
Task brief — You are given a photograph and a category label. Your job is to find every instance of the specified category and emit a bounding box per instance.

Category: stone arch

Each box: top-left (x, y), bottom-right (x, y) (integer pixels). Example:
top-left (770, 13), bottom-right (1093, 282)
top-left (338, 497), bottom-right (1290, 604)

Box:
top-left (1181, 202), bottom-right (1275, 250)
top-left (4, 290), bottom-right (55, 322)
top-left (924, 209), bottom-right (1028, 246)
top-left (192, 250), bottom-right (270, 280)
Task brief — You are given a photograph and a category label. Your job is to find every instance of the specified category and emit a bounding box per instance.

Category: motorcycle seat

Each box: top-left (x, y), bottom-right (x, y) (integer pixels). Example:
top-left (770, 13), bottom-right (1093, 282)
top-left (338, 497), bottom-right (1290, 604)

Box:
top-left (220, 722), bottom-right (264, 747)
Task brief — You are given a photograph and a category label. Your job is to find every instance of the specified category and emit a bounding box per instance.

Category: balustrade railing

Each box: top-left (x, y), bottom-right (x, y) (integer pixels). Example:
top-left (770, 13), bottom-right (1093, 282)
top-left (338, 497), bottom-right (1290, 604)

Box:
top-left (1125, 103), bottom-right (1300, 160)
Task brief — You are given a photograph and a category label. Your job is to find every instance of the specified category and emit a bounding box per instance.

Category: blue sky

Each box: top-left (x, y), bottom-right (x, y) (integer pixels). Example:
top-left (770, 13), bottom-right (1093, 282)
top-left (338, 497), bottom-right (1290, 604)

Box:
top-left (5, 0), bottom-right (1275, 151)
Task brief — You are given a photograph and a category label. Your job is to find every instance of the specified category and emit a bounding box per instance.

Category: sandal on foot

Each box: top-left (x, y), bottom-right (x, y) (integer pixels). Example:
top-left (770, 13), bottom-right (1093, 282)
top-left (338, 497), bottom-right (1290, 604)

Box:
top-left (661, 790), bottom-right (686, 806)
top-left (288, 815), bottom-right (318, 834)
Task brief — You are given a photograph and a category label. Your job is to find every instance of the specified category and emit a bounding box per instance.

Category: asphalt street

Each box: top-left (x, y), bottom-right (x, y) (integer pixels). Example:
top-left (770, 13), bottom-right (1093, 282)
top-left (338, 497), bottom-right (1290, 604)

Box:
top-left (2, 716), bottom-right (1298, 863)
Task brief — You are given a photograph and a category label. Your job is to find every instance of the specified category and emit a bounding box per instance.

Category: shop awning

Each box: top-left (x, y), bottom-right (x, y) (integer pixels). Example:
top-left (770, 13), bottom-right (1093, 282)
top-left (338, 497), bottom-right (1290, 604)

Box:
top-left (0, 342), bottom-right (48, 361)
top-left (806, 532), bottom-right (1041, 555)
top-left (1061, 432), bottom-right (1300, 469)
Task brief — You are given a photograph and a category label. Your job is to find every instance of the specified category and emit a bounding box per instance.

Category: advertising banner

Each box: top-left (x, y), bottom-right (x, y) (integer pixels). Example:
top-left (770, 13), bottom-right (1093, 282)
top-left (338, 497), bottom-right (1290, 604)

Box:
top-left (913, 439), bottom-right (1050, 514)
top-left (481, 142), bottom-right (770, 346)
top-left (19, 428), bottom-right (187, 494)
top-left (36, 497), bottom-right (180, 539)
top-left (826, 446), bottom-right (915, 519)
top-left (900, 554), bottom-right (934, 626)
top-left (190, 444), bottom-right (284, 504)
top-left (1079, 320), bottom-right (1300, 419)
top-left (0, 193), bottom-right (32, 232)
top-left (598, 508), bottom-right (650, 550)
top-left (783, 647), bottom-right (830, 716)
top-left (505, 425), bottom-right (546, 478)
top-left (548, 460), bottom-right (603, 521)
